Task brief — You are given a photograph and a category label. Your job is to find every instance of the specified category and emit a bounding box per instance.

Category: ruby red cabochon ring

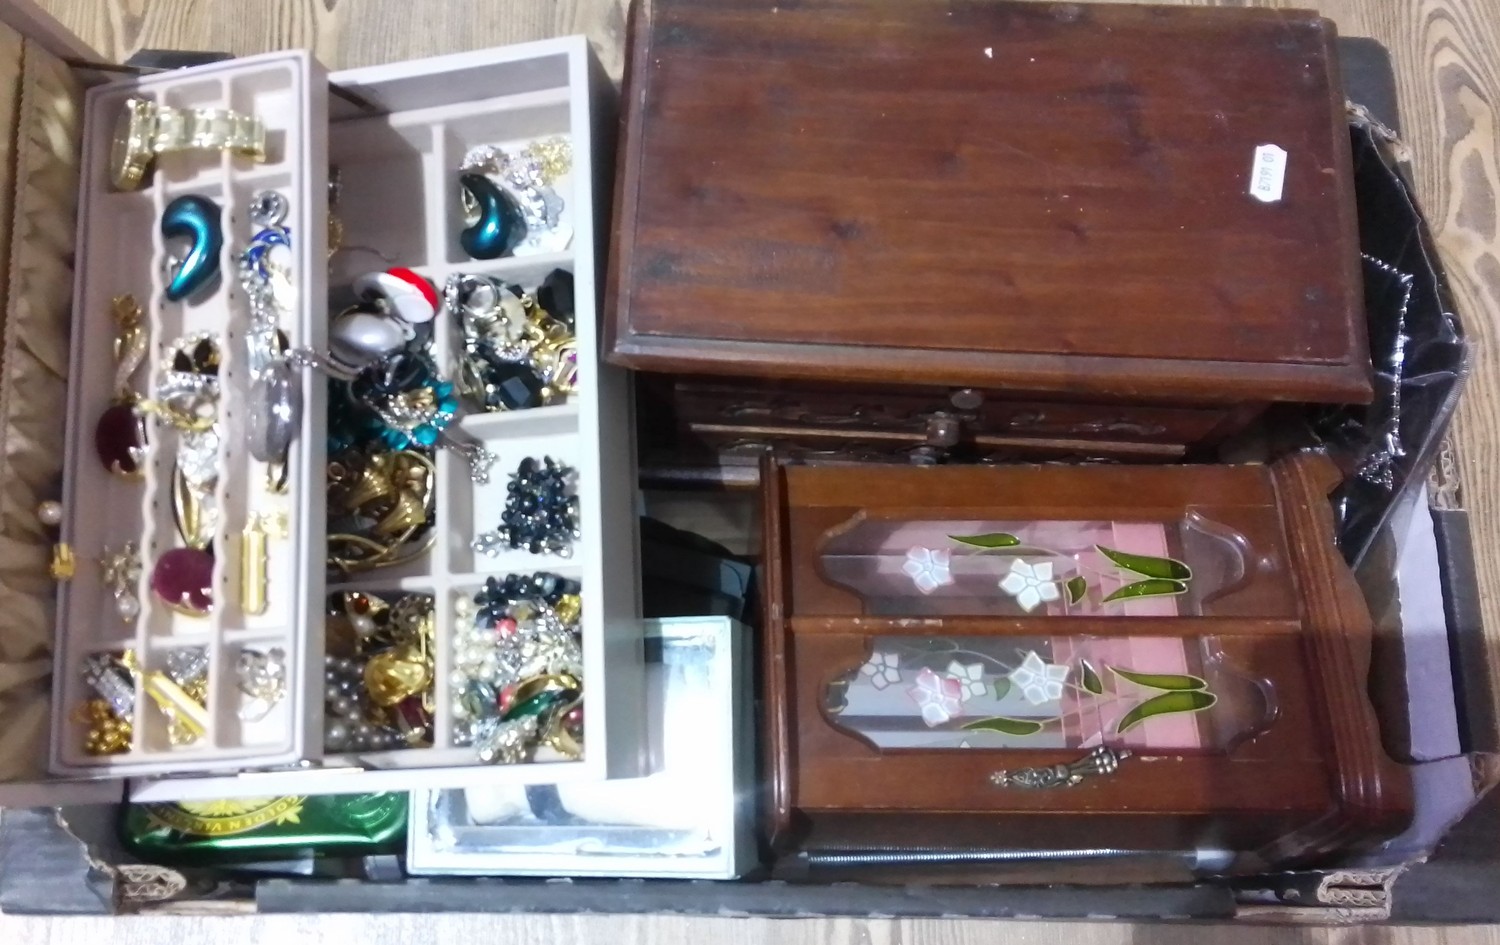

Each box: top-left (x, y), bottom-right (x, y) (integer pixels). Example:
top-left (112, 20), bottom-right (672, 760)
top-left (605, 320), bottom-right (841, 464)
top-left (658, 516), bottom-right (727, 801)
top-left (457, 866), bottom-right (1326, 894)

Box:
top-left (354, 267), bottom-right (439, 325)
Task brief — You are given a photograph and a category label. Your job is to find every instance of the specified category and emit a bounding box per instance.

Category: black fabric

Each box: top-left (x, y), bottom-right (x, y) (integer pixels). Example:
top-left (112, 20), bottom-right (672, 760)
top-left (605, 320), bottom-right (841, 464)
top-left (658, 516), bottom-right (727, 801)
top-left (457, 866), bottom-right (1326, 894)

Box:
top-left (1312, 125), bottom-right (1469, 568)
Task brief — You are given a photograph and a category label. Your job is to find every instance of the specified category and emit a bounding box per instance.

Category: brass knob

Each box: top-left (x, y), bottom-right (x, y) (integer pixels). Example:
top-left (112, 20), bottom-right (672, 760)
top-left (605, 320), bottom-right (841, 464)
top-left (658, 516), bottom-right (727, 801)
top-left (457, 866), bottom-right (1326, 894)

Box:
top-left (925, 414), bottom-right (962, 448)
top-left (950, 388), bottom-right (984, 411)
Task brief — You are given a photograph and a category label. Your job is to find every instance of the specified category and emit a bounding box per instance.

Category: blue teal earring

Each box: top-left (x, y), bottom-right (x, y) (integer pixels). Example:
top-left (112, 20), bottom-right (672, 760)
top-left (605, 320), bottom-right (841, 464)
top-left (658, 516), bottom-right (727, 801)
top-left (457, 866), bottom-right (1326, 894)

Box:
top-left (459, 173), bottom-right (525, 260)
top-left (161, 195), bottom-right (223, 302)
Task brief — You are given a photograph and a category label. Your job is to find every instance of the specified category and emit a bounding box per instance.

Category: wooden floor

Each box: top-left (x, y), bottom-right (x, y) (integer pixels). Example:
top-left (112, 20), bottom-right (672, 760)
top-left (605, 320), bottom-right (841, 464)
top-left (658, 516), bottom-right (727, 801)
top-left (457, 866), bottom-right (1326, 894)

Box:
top-left (7, 0), bottom-right (1500, 940)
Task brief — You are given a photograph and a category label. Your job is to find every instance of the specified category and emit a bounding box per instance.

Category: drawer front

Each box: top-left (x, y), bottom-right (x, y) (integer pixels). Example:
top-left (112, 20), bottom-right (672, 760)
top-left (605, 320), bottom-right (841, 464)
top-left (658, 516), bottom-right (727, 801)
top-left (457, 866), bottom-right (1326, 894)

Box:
top-left (671, 382), bottom-right (1230, 447)
top-left (791, 629), bottom-right (1329, 817)
top-left (673, 382), bottom-right (948, 435)
top-left (970, 398), bottom-right (1226, 445)
top-left (685, 424), bottom-right (938, 466)
top-left (682, 423), bottom-right (1184, 467)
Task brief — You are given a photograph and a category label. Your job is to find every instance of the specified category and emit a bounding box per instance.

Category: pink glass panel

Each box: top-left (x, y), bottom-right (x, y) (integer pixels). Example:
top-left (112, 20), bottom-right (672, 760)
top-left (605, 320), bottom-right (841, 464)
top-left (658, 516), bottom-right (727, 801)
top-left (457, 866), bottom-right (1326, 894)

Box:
top-left (825, 635), bottom-right (1270, 754)
top-left (817, 510), bottom-right (1286, 617)
top-left (821, 519), bottom-right (1197, 617)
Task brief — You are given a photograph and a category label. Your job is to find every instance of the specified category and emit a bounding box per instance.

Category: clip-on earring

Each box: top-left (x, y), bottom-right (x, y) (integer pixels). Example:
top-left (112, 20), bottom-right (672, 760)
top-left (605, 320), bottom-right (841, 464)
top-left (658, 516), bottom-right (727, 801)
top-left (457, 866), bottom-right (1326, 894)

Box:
top-left (242, 189), bottom-right (301, 494)
top-left (161, 195), bottom-right (224, 302)
top-left (100, 542), bottom-right (142, 623)
top-left (94, 295), bottom-right (149, 480)
top-left (459, 173), bottom-right (526, 260)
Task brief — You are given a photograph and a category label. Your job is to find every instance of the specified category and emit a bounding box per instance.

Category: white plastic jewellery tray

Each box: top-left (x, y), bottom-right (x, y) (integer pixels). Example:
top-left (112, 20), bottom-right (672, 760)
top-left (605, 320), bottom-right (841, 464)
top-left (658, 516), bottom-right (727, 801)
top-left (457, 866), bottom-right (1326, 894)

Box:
top-left (27, 37), bottom-right (645, 804)
top-left (409, 617), bottom-right (757, 880)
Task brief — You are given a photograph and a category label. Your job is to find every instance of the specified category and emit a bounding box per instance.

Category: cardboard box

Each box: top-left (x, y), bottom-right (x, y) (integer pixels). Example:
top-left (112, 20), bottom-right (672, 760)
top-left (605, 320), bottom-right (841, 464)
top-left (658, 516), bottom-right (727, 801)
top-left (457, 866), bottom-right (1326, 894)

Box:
top-left (0, 0), bottom-right (1491, 923)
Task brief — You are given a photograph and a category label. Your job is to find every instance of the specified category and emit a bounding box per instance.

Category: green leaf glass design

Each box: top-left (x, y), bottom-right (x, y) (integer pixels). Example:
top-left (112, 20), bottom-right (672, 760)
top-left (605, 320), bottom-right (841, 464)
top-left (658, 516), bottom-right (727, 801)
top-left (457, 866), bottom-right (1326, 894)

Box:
top-left (1102, 578), bottom-right (1188, 603)
top-left (1065, 575), bottom-right (1088, 604)
top-left (962, 716), bottom-right (1046, 736)
top-left (1096, 545), bottom-right (1193, 581)
top-left (1116, 690), bottom-right (1217, 734)
top-left (1079, 660), bottom-right (1105, 695)
top-left (992, 677), bottom-right (1011, 700)
top-left (950, 532), bottom-right (1021, 549)
top-left (1111, 667), bottom-right (1209, 691)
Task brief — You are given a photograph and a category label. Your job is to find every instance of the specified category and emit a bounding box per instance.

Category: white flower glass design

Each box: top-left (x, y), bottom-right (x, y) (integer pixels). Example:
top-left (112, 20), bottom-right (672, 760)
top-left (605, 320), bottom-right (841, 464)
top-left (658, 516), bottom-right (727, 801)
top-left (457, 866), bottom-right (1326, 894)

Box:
top-left (1009, 650), bottom-right (1069, 705)
top-left (859, 651), bottom-right (901, 690)
top-left (946, 660), bottom-right (986, 702)
top-left (902, 546), bottom-right (954, 594)
top-left (909, 667), bottom-right (964, 726)
top-left (999, 559), bottom-right (1061, 612)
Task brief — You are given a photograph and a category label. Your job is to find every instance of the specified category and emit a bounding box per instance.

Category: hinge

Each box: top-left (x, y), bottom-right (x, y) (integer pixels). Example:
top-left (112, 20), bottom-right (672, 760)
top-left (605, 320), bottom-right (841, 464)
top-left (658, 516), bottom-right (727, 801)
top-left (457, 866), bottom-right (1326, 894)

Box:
top-left (1233, 867), bottom-right (1400, 923)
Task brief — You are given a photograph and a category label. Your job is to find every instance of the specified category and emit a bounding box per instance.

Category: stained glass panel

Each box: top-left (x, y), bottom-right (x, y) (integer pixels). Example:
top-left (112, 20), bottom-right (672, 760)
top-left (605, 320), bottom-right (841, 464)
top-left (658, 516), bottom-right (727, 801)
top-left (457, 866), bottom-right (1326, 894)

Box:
top-left (825, 635), bottom-right (1270, 753)
top-left (820, 515), bottom-right (1258, 617)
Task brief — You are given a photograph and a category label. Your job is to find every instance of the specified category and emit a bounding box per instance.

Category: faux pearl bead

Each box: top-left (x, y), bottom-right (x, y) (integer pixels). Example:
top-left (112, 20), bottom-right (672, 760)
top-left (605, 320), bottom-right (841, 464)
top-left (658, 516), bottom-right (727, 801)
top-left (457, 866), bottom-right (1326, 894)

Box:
top-left (36, 500), bottom-right (63, 527)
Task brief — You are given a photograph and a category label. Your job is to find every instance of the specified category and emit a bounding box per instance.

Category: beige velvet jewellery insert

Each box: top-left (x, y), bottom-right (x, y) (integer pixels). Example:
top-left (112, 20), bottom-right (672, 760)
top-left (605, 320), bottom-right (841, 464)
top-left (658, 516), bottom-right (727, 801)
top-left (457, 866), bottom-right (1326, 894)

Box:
top-left (51, 51), bottom-right (325, 778)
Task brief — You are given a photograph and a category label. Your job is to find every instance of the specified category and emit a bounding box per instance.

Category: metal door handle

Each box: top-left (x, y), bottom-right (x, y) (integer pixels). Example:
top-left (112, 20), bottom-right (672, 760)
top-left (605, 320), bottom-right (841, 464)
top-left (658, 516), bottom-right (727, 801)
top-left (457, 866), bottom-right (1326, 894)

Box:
top-left (990, 746), bottom-right (1131, 789)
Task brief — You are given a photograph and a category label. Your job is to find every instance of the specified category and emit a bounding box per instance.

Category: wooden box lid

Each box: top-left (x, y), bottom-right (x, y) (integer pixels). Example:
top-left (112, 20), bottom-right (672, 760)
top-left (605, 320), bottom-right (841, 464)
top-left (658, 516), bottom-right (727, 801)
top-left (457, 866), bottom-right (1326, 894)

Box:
top-left (606, 0), bottom-right (1373, 405)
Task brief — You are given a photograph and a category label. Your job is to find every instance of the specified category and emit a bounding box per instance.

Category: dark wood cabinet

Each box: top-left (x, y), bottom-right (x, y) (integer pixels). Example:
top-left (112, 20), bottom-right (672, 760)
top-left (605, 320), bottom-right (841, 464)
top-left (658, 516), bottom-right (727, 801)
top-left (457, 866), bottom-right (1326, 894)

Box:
top-left (608, 0), bottom-right (1373, 470)
top-left (760, 454), bottom-right (1410, 878)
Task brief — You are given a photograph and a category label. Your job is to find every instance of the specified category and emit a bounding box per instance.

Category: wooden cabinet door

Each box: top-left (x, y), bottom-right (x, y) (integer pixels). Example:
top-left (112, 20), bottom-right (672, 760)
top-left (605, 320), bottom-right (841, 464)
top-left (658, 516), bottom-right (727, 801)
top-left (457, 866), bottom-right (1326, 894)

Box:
top-left (762, 456), bottom-right (1411, 870)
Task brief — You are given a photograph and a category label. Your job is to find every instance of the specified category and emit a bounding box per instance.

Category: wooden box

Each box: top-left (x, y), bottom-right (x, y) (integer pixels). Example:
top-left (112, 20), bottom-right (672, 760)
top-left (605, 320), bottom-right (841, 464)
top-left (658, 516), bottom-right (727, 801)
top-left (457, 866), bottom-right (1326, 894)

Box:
top-left (607, 0), bottom-right (1373, 471)
top-left (0, 3), bottom-right (645, 806)
top-left (761, 453), bottom-right (1411, 875)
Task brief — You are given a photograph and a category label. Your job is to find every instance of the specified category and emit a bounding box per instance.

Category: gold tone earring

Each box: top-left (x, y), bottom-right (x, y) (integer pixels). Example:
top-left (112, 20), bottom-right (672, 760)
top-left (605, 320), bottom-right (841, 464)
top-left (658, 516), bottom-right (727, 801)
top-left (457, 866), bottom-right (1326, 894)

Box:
top-left (238, 513), bottom-right (288, 617)
top-left (76, 699), bottom-right (133, 756)
top-left (94, 295), bottom-right (149, 480)
top-left (100, 542), bottom-right (142, 624)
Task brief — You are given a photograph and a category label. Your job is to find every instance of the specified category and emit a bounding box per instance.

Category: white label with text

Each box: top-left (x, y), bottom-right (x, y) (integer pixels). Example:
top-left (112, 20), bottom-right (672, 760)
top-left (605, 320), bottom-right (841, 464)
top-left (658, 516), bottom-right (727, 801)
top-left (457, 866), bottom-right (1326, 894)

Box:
top-left (1249, 144), bottom-right (1288, 203)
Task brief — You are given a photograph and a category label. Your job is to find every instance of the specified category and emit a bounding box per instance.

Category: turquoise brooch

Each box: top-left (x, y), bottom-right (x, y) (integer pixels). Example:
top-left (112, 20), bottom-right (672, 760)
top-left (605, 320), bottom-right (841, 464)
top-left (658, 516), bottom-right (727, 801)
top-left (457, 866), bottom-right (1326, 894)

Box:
top-left (161, 194), bottom-right (224, 302)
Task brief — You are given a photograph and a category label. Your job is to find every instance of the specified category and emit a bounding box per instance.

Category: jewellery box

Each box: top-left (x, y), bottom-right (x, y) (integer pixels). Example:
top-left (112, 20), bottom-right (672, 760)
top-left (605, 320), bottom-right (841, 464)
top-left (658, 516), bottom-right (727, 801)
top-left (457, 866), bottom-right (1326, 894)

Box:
top-left (761, 453), bottom-right (1412, 877)
top-left (409, 616), bottom-right (755, 879)
top-left (608, 0), bottom-right (1373, 478)
top-left (0, 7), bottom-right (645, 807)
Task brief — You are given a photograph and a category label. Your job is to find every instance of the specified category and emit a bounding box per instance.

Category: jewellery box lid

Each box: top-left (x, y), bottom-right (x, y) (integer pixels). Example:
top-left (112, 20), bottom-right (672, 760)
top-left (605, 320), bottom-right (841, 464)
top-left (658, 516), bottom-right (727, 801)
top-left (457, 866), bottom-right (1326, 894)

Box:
top-left (0, 0), bottom-right (125, 807)
top-left (606, 0), bottom-right (1374, 406)
top-left (0, 1), bottom-right (334, 804)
